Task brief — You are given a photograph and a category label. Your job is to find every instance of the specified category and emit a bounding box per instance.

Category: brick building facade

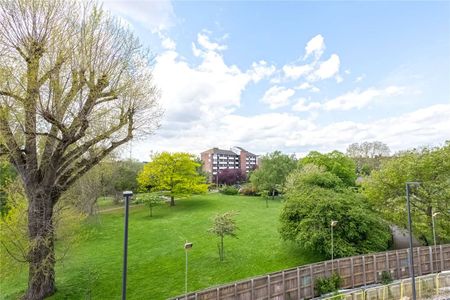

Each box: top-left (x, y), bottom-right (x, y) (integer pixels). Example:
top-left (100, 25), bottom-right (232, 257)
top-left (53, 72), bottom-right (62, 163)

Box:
top-left (200, 146), bottom-right (258, 180)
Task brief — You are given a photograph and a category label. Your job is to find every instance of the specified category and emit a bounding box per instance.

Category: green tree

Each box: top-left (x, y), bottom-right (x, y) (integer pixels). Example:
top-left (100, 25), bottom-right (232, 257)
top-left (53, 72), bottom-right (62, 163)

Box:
top-left (280, 165), bottom-right (391, 258)
top-left (0, 1), bottom-right (161, 297)
top-left (137, 152), bottom-right (208, 206)
top-left (299, 150), bottom-right (357, 187)
top-left (363, 143), bottom-right (450, 245)
top-left (208, 211), bottom-right (238, 261)
top-left (346, 141), bottom-right (390, 175)
top-left (250, 151), bottom-right (296, 205)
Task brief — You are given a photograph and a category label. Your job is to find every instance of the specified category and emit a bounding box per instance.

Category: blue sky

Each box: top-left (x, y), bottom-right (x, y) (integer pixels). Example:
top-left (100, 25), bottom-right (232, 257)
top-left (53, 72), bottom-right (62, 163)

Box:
top-left (103, 0), bottom-right (450, 160)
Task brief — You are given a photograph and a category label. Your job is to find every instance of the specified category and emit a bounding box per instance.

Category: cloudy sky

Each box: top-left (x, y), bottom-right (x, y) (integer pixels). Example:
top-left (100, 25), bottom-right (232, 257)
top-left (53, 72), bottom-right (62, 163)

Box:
top-left (103, 1), bottom-right (450, 160)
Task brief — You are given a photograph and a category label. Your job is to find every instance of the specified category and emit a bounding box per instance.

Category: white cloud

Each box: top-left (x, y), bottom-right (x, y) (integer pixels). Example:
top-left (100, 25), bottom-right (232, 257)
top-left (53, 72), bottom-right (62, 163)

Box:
top-left (102, 0), bottom-right (175, 32)
top-left (197, 32), bottom-right (227, 52)
top-left (261, 86), bottom-right (296, 109)
top-left (134, 103), bottom-right (450, 158)
top-left (323, 86), bottom-right (405, 111)
top-left (304, 34), bottom-right (325, 60)
top-left (308, 54), bottom-right (340, 82)
top-left (282, 64), bottom-right (314, 80)
top-left (355, 74), bottom-right (366, 82)
top-left (292, 98), bottom-right (322, 112)
top-left (157, 32), bottom-right (176, 50)
top-left (296, 82), bottom-right (320, 93)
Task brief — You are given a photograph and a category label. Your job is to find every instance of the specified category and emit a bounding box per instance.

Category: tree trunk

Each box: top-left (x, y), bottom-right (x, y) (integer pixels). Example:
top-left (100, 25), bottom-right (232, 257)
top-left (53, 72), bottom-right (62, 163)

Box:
top-left (170, 196), bottom-right (175, 206)
top-left (220, 236), bottom-right (224, 261)
top-left (271, 189), bottom-right (275, 200)
top-left (24, 190), bottom-right (57, 300)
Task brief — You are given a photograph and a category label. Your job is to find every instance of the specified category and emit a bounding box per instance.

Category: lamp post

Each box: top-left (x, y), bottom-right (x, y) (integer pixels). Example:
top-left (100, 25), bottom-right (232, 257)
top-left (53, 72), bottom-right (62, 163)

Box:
top-left (406, 182), bottom-right (420, 300)
top-left (331, 220), bottom-right (338, 273)
top-left (184, 241), bottom-right (193, 300)
top-left (432, 211), bottom-right (440, 267)
top-left (122, 191), bottom-right (133, 300)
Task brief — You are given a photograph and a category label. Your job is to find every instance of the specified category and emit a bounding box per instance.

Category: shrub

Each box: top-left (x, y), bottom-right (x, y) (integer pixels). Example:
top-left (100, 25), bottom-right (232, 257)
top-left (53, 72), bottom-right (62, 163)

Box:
top-left (315, 273), bottom-right (342, 295)
top-left (219, 186), bottom-right (239, 195)
top-left (380, 270), bottom-right (393, 284)
top-left (239, 184), bottom-right (260, 196)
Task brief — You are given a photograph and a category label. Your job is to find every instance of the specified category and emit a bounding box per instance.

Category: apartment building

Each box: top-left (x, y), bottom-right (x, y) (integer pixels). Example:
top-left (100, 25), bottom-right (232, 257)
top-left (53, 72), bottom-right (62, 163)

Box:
top-left (200, 146), bottom-right (258, 178)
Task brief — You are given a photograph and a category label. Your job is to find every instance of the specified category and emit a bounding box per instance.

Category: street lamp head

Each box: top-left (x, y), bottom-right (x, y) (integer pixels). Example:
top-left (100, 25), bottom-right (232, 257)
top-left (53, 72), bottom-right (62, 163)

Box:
top-left (406, 182), bottom-right (421, 187)
top-left (123, 191), bottom-right (133, 197)
top-left (432, 212), bottom-right (440, 217)
top-left (184, 242), bottom-right (193, 250)
top-left (331, 220), bottom-right (338, 227)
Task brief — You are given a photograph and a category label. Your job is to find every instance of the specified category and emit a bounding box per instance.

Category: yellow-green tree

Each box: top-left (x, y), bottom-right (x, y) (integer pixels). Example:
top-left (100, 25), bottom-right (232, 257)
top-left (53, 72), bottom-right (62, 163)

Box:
top-left (137, 152), bottom-right (208, 206)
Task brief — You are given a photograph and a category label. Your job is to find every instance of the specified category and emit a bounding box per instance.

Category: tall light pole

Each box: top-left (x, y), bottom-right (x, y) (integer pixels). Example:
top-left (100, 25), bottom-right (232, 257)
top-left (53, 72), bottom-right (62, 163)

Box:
top-left (432, 211), bottom-right (440, 268)
top-left (122, 191), bottom-right (133, 300)
top-left (184, 241), bottom-right (193, 300)
top-left (331, 220), bottom-right (338, 274)
top-left (406, 182), bottom-right (420, 300)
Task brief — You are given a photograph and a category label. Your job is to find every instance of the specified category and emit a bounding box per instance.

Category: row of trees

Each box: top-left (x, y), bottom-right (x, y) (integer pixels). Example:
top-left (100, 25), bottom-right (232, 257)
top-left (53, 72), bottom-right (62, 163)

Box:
top-left (246, 142), bottom-right (449, 258)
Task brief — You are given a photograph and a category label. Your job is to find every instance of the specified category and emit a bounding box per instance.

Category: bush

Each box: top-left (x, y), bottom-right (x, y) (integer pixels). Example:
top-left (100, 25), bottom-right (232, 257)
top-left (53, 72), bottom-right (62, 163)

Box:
top-left (239, 184), bottom-right (260, 196)
top-left (380, 270), bottom-right (393, 284)
top-left (315, 273), bottom-right (342, 295)
top-left (219, 186), bottom-right (239, 195)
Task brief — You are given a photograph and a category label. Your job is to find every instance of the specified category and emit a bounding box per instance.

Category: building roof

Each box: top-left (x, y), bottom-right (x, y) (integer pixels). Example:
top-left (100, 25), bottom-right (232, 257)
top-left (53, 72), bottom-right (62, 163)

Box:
top-left (234, 146), bottom-right (257, 156)
top-left (202, 148), bottom-right (237, 156)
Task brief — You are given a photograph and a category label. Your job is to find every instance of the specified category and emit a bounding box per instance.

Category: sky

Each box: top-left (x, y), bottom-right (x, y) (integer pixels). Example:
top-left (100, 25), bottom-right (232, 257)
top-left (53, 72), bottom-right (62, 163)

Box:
top-left (102, 0), bottom-right (450, 160)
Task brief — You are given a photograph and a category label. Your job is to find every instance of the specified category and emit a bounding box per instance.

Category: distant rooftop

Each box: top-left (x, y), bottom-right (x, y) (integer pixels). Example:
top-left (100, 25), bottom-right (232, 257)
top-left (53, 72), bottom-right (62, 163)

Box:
top-left (202, 146), bottom-right (257, 156)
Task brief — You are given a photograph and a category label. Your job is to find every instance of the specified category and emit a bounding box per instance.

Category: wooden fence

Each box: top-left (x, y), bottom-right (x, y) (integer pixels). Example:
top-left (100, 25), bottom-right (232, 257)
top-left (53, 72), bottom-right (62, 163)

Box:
top-left (172, 244), bottom-right (450, 300)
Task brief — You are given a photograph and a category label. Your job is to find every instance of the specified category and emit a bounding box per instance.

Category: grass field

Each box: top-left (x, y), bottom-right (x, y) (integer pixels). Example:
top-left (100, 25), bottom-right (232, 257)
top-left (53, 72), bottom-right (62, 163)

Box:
top-left (1, 193), bottom-right (323, 299)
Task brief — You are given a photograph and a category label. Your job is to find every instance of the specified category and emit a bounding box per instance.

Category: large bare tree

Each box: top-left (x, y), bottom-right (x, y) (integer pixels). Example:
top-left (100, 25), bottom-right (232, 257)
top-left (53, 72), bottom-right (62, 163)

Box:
top-left (0, 0), bottom-right (161, 298)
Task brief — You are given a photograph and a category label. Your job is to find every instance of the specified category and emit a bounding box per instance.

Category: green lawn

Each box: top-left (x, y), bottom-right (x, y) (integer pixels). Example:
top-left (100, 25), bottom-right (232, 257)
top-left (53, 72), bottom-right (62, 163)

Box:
top-left (1, 194), bottom-right (323, 299)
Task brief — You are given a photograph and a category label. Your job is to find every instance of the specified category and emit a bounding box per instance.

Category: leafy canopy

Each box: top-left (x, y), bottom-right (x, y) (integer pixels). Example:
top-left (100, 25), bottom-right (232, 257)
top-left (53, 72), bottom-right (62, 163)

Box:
top-left (137, 152), bottom-right (207, 205)
top-left (280, 165), bottom-right (391, 258)
top-left (299, 150), bottom-right (357, 187)
top-left (250, 150), bottom-right (297, 193)
top-left (363, 143), bottom-right (450, 245)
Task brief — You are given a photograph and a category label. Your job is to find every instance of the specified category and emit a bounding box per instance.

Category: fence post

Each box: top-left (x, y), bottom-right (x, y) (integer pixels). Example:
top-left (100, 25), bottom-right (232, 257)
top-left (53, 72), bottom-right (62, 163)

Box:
top-left (373, 255), bottom-right (377, 283)
top-left (310, 265), bottom-right (314, 298)
top-left (251, 278), bottom-right (254, 300)
top-left (351, 257), bottom-right (355, 288)
top-left (429, 246), bottom-right (433, 274)
top-left (297, 267), bottom-right (301, 300)
top-left (385, 252), bottom-right (389, 272)
top-left (282, 270), bottom-right (286, 299)
top-left (267, 275), bottom-right (271, 299)
top-left (396, 250), bottom-right (400, 279)
top-left (362, 256), bottom-right (366, 286)
top-left (417, 247), bottom-right (421, 275)
top-left (216, 287), bottom-right (219, 300)
top-left (439, 245), bottom-right (444, 271)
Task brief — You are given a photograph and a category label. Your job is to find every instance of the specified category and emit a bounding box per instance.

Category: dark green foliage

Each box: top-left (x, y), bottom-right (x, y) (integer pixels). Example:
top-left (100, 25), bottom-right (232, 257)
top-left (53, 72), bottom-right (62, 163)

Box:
top-left (363, 143), bottom-right (450, 245)
top-left (280, 165), bottom-right (391, 258)
top-left (315, 273), bottom-right (342, 295)
top-left (380, 271), bottom-right (393, 284)
top-left (220, 186), bottom-right (239, 195)
top-left (299, 150), bottom-right (357, 187)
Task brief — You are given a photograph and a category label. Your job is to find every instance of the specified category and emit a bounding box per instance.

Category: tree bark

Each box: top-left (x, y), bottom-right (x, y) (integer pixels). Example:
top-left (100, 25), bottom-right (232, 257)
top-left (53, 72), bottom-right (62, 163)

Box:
top-left (170, 196), bottom-right (175, 206)
top-left (23, 189), bottom-right (57, 300)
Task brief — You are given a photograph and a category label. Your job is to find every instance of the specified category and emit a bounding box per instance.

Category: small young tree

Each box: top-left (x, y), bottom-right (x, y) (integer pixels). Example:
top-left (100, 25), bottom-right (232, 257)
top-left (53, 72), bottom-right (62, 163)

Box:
top-left (139, 192), bottom-right (163, 217)
top-left (208, 211), bottom-right (238, 261)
